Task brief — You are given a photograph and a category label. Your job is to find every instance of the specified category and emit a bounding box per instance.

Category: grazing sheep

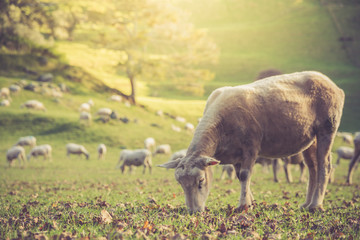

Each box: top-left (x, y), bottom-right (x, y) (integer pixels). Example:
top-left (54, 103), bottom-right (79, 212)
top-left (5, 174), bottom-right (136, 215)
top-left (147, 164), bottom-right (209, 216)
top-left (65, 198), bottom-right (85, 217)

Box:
top-left (96, 108), bottom-right (112, 121)
top-left (79, 103), bottom-right (91, 112)
top-left (282, 153), bottom-right (306, 183)
top-left (0, 87), bottom-right (10, 99)
top-left (159, 71), bottom-right (344, 212)
top-left (109, 95), bottom-right (122, 102)
top-left (116, 149), bottom-right (152, 174)
top-left (169, 149), bottom-right (187, 162)
top-left (27, 144), bottom-right (52, 161)
top-left (9, 84), bottom-right (21, 94)
top-left (153, 144), bottom-right (171, 156)
top-left (20, 100), bottom-right (46, 111)
top-left (88, 99), bottom-right (94, 106)
top-left (15, 136), bottom-right (37, 148)
top-left (342, 134), bottom-right (353, 145)
top-left (185, 123), bottom-right (195, 133)
top-left (346, 133), bottom-right (360, 184)
top-left (255, 69), bottom-right (282, 80)
top-left (96, 108), bottom-right (113, 123)
top-left (156, 110), bottom-right (163, 117)
top-left (79, 112), bottom-right (92, 123)
top-left (98, 144), bottom-right (107, 160)
top-left (7, 146), bottom-right (26, 167)
top-left (0, 99), bottom-right (10, 107)
top-left (144, 137), bottom-right (156, 152)
top-left (171, 124), bottom-right (181, 132)
top-left (175, 116), bottom-right (186, 123)
top-left (220, 165), bottom-right (236, 180)
top-left (66, 143), bottom-right (89, 160)
top-left (255, 157), bottom-right (280, 182)
top-left (335, 146), bottom-right (354, 165)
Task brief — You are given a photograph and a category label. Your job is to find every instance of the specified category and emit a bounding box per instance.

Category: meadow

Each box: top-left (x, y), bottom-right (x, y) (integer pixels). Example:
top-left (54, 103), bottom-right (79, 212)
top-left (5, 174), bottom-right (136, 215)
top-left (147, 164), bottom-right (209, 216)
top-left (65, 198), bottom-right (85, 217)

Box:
top-left (0, 76), bottom-right (359, 239)
top-left (1, 0), bottom-right (360, 239)
top-left (0, 135), bottom-right (359, 239)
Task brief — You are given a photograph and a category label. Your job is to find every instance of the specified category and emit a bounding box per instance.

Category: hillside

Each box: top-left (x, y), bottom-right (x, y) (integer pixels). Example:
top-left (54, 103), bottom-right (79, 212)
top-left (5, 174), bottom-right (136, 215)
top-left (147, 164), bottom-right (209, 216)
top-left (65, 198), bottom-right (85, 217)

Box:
top-left (0, 0), bottom-right (359, 152)
top-left (173, 0), bottom-right (360, 131)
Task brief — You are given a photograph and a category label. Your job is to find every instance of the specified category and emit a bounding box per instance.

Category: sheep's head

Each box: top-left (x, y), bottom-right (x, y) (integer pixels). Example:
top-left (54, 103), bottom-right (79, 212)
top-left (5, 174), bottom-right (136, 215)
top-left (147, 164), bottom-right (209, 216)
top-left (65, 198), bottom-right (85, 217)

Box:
top-left (159, 156), bottom-right (219, 213)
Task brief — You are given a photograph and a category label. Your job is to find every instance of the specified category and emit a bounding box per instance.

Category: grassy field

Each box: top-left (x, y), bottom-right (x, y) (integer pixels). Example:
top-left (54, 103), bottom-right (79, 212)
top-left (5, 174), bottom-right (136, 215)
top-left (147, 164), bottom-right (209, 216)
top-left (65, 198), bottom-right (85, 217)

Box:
top-left (0, 138), bottom-right (359, 239)
top-left (1, 0), bottom-right (360, 239)
top-left (0, 74), bottom-right (360, 239)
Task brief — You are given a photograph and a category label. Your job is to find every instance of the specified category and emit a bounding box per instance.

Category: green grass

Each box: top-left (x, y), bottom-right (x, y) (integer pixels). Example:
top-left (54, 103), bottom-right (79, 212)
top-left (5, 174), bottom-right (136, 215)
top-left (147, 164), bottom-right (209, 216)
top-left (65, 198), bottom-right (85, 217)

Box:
top-left (0, 147), bottom-right (359, 239)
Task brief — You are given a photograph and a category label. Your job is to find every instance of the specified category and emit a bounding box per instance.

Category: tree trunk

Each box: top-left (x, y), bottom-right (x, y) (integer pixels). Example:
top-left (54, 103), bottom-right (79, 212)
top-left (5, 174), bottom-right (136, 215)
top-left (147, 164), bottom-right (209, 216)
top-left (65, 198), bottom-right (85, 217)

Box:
top-left (129, 74), bottom-right (136, 105)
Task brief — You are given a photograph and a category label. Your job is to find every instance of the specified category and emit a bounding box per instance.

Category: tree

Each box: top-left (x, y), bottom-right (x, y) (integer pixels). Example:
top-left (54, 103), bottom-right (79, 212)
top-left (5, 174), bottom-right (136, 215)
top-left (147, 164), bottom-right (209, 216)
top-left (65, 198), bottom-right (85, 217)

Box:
top-left (0, 0), bottom-right (56, 52)
top-left (104, 0), bottom-right (219, 104)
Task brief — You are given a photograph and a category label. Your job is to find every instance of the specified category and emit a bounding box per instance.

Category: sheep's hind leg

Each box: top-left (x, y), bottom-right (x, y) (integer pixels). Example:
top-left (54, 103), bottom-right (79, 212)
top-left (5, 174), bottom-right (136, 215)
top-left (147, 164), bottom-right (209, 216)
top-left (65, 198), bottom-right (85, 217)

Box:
top-left (284, 162), bottom-right (293, 183)
top-left (346, 153), bottom-right (360, 184)
top-left (300, 141), bottom-right (317, 209)
top-left (307, 133), bottom-right (335, 211)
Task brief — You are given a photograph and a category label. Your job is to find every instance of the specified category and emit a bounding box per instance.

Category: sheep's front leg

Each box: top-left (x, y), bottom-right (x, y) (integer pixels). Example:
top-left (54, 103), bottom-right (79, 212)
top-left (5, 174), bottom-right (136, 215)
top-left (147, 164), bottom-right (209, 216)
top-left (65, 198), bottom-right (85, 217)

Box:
top-left (234, 156), bottom-right (255, 210)
top-left (238, 168), bottom-right (253, 209)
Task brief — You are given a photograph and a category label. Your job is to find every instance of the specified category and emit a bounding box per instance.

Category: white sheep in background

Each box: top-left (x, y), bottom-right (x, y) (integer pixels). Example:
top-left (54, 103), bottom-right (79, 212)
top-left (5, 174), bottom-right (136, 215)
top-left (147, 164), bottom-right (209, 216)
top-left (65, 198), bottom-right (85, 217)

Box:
top-left (335, 146), bottom-right (354, 165)
top-left (185, 122), bottom-right (195, 133)
top-left (88, 99), bottom-right (94, 106)
top-left (144, 137), bottom-right (156, 152)
top-left (171, 124), bottom-right (181, 132)
top-left (220, 164), bottom-right (236, 180)
top-left (66, 143), bottom-right (89, 160)
top-left (98, 144), bottom-right (107, 160)
top-left (347, 133), bottom-right (360, 184)
top-left (156, 110), bottom-right (163, 117)
top-left (159, 71), bottom-right (344, 212)
top-left (281, 153), bottom-right (306, 183)
top-left (9, 84), bottom-right (21, 94)
top-left (0, 99), bottom-right (10, 107)
top-left (79, 103), bottom-right (91, 112)
top-left (175, 116), bottom-right (186, 123)
top-left (96, 108), bottom-right (113, 123)
top-left (342, 134), bottom-right (353, 145)
top-left (116, 149), bottom-right (152, 174)
top-left (0, 87), bottom-right (10, 99)
top-left (20, 100), bottom-right (46, 111)
top-left (15, 136), bottom-right (37, 148)
top-left (7, 146), bottom-right (26, 167)
top-left (79, 112), bottom-right (92, 123)
top-left (108, 95), bottom-right (122, 102)
top-left (169, 149), bottom-right (187, 162)
top-left (153, 144), bottom-right (171, 156)
top-left (27, 144), bottom-right (52, 161)
top-left (96, 108), bottom-right (112, 119)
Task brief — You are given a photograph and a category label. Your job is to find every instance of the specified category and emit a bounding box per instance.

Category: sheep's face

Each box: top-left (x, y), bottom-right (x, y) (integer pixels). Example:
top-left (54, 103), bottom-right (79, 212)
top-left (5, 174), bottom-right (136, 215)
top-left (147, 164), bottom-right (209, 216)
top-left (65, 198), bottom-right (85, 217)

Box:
top-left (159, 156), bottom-right (219, 213)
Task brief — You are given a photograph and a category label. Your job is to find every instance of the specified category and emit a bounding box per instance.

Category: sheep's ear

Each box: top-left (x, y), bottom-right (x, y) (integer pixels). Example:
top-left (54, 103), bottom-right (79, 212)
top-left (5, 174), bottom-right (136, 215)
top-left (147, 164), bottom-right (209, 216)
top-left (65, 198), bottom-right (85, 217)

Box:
top-left (205, 157), bottom-right (220, 166)
top-left (158, 159), bottom-right (181, 169)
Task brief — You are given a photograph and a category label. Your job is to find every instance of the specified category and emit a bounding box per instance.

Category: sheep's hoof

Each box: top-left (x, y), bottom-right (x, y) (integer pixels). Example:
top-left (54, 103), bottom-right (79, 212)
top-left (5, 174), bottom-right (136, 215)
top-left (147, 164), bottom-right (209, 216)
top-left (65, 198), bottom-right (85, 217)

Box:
top-left (308, 205), bottom-right (325, 213)
top-left (299, 203), bottom-right (310, 210)
top-left (235, 204), bottom-right (251, 213)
